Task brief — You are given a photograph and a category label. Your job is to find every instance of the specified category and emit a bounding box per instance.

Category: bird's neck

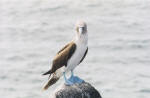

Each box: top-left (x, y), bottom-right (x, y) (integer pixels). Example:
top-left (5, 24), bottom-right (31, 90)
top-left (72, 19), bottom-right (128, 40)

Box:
top-left (74, 32), bottom-right (88, 45)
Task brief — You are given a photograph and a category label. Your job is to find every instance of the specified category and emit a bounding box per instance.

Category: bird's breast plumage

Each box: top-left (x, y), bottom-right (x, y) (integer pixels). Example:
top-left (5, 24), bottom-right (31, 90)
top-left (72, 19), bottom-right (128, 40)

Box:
top-left (65, 39), bottom-right (88, 72)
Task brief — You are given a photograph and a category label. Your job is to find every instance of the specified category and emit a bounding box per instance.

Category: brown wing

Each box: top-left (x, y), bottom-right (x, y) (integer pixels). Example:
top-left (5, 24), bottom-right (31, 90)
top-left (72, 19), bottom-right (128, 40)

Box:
top-left (50, 42), bottom-right (76, 73)
top-left (79, 47), bottom-right (88, 64)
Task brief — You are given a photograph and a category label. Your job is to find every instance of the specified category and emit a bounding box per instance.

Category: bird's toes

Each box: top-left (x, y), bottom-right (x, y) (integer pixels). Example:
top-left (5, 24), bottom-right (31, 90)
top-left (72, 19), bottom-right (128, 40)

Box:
top-left (65, 79), bottom-right (74, 85)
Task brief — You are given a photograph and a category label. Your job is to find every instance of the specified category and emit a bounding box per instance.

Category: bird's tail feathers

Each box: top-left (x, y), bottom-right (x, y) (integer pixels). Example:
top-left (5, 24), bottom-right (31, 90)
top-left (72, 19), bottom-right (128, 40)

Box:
top-left (42, 66), bottom-right (64, 90)
top-left (42, 70), bottom-right (51, 75)
top-left (42, 74), bottom-right (60, 90)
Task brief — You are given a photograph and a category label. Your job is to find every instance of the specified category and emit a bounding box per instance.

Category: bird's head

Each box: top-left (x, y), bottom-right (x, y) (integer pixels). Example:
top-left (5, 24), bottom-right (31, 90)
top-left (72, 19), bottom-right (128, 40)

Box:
top-left (75, 21), bottom-right (87, 36)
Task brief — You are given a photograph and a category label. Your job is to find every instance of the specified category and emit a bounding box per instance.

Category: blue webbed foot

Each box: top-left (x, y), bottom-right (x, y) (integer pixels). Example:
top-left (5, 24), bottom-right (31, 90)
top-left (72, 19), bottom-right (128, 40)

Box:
top-left (68, 70), bottom-right (84, 84)
top-left (65, 79), bottom-right (74, 85)
top-left (68, 76), bottom-right (84, 84)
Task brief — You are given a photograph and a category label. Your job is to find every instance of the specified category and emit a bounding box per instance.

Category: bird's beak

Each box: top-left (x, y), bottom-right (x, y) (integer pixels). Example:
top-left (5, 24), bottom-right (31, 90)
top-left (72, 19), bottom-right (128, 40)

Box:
top-left (79, 27), bottom-right (84, 34)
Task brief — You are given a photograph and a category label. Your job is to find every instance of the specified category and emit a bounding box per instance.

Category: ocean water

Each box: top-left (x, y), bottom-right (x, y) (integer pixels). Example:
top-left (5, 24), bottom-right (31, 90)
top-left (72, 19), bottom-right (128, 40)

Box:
top-left (0, 0), bottom-right (150, 98)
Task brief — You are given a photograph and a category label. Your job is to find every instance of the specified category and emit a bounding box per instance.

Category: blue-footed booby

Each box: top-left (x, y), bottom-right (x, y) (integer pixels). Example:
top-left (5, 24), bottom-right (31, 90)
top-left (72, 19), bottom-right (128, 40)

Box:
top-left (42, 21), bottom-right (88, 90)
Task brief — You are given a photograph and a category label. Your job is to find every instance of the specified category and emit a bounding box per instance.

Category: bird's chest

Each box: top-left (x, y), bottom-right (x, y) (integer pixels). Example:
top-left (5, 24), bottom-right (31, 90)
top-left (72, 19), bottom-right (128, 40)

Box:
top-left (67, 43), bottom-right (87, 70)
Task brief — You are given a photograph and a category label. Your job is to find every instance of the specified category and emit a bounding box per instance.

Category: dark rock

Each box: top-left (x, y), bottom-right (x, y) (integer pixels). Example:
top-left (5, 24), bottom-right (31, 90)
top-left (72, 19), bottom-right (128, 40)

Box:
top-left (52, 82), bottom-right (102, 98)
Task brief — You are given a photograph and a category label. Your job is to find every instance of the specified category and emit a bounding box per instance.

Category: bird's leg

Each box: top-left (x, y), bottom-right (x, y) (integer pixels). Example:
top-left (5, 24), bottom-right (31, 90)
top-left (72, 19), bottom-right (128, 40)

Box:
top-left (71, 70), bottom-right (74, 78)
top-left (63, 72), bottom-right (67, 81)
top-left (63, 72), bottom-right (73, 85)
top-left (68, 70), bottom-right (75, 83)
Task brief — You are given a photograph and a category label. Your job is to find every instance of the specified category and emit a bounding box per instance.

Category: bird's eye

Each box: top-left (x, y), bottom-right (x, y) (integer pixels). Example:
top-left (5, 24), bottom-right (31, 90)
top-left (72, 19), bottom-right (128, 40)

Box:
top-left (79, 27), bottom-right (84, 30)
top-left (82, 27), bottom-right (85, 30)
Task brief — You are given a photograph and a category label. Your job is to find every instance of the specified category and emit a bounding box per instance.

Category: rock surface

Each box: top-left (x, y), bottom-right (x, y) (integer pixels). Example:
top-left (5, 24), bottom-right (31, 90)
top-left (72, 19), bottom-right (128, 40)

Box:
top-left (52, 82), bottom-right (102, 98)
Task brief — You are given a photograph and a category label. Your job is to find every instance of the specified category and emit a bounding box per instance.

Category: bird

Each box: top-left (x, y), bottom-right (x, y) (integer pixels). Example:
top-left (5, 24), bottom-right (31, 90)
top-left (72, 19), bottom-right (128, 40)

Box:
top-left (42, 21), bottom-right (88, 90)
